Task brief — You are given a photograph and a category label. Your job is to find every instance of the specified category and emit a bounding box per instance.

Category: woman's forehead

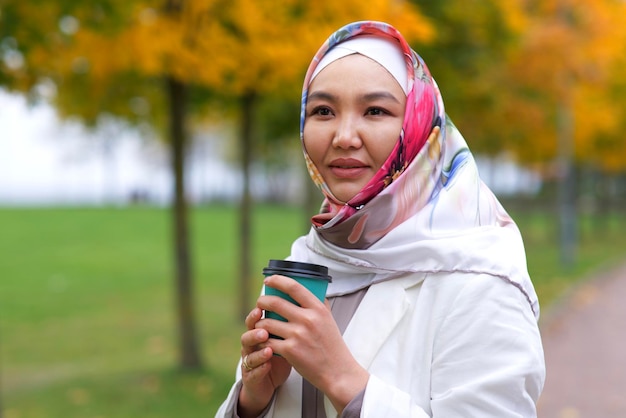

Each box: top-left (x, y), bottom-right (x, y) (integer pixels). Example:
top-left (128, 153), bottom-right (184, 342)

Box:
top-left (310, 35), bottom-right (408, 95)
top-left (307, 54), bottom-right (405, 101)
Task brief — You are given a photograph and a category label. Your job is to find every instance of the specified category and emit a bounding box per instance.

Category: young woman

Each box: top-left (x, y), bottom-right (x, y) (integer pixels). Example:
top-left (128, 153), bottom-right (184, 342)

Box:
top-left (216, 21), bottom-right (545, 418)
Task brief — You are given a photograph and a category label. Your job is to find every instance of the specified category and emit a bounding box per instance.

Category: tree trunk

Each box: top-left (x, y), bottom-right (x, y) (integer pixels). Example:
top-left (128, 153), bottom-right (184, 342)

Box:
top-left (167, 75), bottom-right (203, 370)
top-left (238, 91), bottom-right (256, 321)
top-left (557, 94), bottom-right (577, 269)
top-left (556, 2), bottom-right (578, 269)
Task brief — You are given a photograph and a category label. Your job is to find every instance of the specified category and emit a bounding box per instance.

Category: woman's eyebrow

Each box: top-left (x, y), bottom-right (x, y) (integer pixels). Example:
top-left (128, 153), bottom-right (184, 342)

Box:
top-left (307, 90), bottom-right (402, 104)
top-left (307, 91), bottom-right (336, 102)
top-left (361, 91), bottom-right (402, 104)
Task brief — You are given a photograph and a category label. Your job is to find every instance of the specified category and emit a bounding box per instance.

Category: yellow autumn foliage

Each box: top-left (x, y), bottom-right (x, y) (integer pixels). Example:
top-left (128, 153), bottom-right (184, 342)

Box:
top-left (502, 0), bottom-right (626, 170)
top-left (50, 0), bottom-right (433, 96)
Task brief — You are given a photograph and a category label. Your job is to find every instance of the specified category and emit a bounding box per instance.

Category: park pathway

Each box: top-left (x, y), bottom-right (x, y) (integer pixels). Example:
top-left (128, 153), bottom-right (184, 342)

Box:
top-left (536, 261), bottom-right (626, 418)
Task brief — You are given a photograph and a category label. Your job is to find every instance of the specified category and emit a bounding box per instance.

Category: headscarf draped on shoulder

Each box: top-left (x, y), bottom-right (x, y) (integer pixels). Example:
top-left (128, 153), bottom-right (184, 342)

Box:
top-left (295, 21), bottom-right (539, 319)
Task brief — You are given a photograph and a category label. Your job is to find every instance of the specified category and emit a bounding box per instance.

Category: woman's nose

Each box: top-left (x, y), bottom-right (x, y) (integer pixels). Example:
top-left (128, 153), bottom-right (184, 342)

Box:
top-left (332, 116), bottom-right (362, 149)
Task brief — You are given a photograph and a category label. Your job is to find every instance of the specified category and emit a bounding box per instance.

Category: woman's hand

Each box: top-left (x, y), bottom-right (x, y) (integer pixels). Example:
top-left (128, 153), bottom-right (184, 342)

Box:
top-left (256, 274), bottom-right (370, 414)
top-left (237, 307), bottom-right (292, 418)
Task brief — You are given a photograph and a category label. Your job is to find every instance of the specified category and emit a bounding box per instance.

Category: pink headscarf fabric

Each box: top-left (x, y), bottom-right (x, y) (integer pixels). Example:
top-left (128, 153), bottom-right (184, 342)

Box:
top-left (301, 21), bottom-right (439, 249)
top-left (294, 21), bottom-right (539, 318)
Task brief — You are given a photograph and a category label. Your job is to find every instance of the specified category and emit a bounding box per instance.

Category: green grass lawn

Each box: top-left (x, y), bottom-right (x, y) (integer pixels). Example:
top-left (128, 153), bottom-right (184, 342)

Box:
top-left (0, 205), bottom-right (625, 417)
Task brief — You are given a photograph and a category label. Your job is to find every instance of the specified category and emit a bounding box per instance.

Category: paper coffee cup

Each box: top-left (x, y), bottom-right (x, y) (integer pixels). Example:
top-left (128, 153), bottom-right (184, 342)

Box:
top-left (262, 259), bottom-right (332, 323)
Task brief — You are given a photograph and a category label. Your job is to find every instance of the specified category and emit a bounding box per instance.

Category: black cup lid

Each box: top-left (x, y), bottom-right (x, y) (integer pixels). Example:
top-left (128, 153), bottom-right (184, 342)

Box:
top-left (264, 259), bottom-right (331, 281)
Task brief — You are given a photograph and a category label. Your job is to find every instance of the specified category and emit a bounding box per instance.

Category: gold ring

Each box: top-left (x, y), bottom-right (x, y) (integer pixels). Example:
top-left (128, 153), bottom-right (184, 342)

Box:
top-left (242, 354), bottom-right (253, 371)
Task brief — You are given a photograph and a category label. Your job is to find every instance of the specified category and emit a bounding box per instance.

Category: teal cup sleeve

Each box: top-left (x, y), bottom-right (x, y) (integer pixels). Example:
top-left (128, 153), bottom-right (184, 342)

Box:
top-left (262, 260), bottom-right (332, 324)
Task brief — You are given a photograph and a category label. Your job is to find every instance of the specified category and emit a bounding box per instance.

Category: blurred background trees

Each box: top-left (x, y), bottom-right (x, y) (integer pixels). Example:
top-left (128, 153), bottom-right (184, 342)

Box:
top-left (0, 0), bottom-right (432, 370)
top-left (2, 0), bottom-right (626, 372)
top-left (414, 0), bottom-right (626, 265)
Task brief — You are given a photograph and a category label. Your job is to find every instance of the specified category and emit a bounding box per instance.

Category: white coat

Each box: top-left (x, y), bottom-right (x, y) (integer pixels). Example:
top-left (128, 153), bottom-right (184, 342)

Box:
top-left (215, 268), bottom-right (545, 417)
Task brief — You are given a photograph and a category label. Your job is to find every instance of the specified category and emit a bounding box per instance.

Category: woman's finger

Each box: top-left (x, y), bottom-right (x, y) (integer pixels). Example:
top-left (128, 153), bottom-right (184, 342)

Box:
top-left (244, 307), bottom-right (263, 330)
top-left (254, 315), bottom-right (293, 343)
top-left (241, 328), bottom-right (269, 353)
top-left (263, 274), bottom-right (323, 309)
top-left (241, 346), bottom-right (272, 372)
top-left (257, 294), bottom-right (300, 323)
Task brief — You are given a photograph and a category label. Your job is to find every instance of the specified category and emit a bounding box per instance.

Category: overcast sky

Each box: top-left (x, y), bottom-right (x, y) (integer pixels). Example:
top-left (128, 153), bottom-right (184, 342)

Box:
top-left (0, 90), bottom-right (247, 206)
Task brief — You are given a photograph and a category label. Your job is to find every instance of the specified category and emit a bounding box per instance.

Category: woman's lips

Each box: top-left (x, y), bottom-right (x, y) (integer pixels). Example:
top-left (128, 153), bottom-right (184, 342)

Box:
top-left (329, 158), bottom-right (368, 178)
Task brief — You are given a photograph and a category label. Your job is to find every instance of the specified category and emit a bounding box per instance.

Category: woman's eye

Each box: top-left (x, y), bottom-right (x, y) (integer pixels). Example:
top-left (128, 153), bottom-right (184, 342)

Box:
top-left (310, 106), bottom-right (332, 117)
top-left (367, 107), bottom-right (386, 116)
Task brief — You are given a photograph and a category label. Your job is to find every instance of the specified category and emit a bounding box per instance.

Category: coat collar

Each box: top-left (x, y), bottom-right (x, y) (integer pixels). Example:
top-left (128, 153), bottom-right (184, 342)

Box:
top-left (342, 274), bottom-right (425, 369)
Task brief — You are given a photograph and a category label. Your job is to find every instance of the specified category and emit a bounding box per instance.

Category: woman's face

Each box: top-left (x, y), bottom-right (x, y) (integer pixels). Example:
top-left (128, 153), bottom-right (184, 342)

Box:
top-left (303, 54), bottom-right (406, 203)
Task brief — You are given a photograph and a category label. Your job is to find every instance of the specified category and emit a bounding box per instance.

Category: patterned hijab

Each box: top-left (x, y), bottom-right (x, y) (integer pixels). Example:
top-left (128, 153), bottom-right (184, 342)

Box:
top-left (295, 21), bottom-right (539, 318)
top-left (301, 21), bottom-right (443, 249)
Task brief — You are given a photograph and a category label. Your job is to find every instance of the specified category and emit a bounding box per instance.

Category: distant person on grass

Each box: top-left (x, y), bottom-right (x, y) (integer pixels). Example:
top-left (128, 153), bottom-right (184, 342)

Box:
top-left (216, 20), bottom-right (545, 418)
